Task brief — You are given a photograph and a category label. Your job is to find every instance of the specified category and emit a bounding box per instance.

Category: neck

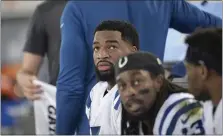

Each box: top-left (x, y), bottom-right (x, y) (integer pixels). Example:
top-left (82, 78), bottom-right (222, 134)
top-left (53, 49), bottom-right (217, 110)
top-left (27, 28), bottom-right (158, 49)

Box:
top-left (208, 77), bottom-right (222, 106)
top-left (107, 79), bottom-right (116, 90)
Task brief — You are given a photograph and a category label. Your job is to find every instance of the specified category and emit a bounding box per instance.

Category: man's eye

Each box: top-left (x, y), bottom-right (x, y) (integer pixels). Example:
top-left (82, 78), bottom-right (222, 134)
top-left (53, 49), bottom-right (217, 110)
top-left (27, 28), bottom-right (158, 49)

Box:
top-left (118, 83), bottom-right (126, 91)
top-left (133, 80), bottom-right (140, 86)
top-left (94, 47), bottom-right (99, 52)
top-left (109, 46), bottom-right (117, 50)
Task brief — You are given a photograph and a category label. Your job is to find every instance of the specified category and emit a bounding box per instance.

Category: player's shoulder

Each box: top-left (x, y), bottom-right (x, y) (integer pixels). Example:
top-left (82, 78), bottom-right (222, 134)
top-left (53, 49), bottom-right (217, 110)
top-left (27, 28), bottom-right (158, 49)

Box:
top-left (36, 1), bottom-right (66, 14)
top-left (35, 2), bottom-right (54, 13)
top-left (157, 92), bottom-right (198, 120)
top-left (154, 93), bottom-right (204, 135)
top-left (91, 82), bottom-right (108, 94)
top-left (86, 82), bottom-right (107, 104)
top-left (159, 93), bottom-right (197, 114)
top-left (165, 93), bottom-right (195, 105)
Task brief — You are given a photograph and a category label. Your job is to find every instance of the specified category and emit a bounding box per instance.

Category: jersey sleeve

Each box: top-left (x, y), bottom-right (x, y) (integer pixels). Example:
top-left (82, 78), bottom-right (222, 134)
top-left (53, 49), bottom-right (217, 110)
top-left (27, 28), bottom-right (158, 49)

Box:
top-left (154, 93), bottom-right (205, 135)
top-left (23, 4), bottom-right (47, 56)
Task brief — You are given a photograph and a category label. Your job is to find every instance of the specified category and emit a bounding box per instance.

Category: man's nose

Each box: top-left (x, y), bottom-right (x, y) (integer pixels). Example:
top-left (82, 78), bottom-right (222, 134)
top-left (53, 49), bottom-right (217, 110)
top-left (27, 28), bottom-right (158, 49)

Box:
top-left (97, 48), bottom-right (109, 59)
top-left (125, 86), bottom-right (136, 97)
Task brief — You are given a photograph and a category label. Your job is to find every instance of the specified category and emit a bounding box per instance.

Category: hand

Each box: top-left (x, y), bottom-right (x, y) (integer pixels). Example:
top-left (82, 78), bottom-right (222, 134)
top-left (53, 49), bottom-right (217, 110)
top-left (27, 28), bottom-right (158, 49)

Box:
top-left (16, 70), bottom-right (43, 100)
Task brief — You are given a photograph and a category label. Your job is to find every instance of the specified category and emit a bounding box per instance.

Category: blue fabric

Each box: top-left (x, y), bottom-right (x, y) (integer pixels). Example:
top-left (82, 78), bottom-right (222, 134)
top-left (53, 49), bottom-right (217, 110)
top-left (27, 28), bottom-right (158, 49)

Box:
top-left (1, 100), bottom-right (26, 127)
top-left (56, 1), bottom-right (222, 134)
top-left (91, 126), bottom-right (101, 135)
top-left (171, 62), bottom-right (187, 78)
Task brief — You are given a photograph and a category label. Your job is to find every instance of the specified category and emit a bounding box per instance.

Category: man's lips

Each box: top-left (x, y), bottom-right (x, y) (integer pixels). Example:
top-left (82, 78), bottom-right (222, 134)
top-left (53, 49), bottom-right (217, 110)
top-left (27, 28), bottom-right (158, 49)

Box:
top-left (97, 62), bottom-right (111, 71)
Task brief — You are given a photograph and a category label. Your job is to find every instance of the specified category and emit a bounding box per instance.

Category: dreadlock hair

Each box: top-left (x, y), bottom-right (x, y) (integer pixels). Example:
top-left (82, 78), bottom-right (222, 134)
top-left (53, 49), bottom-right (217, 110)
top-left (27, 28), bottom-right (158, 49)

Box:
top-left (94, 20), bottom-right (139, 50)
top-left (121, 77), bottom-right (188, 135)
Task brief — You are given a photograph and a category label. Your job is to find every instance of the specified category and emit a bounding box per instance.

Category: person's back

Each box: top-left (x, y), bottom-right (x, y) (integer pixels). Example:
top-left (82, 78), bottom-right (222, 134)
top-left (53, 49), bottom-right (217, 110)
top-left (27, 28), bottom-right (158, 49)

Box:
top-left (57, 1), bottom-right (221, 134)
top-left (40, 1), bottom-right (67, 85)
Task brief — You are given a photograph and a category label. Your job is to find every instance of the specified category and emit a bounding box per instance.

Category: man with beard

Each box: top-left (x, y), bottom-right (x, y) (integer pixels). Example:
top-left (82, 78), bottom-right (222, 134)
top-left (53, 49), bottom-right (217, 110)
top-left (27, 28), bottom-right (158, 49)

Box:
top-left (113, 52), bottom-right (205, 135)
top-left (85, 20), bottom-right (138, 135)
top-left (184, 28), bottom-right (222, 134)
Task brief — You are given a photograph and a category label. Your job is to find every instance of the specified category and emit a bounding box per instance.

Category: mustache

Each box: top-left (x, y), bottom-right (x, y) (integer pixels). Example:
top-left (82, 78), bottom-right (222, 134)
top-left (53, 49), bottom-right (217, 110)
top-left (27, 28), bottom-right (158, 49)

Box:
top-left (125, 88), bottom-right (150, 107)
top-left (96, 60), bottom-right (113, 67)
top-left (138, 88), bottom-right (150, 95)
top-left (125, 98), bottom-right (143, 107)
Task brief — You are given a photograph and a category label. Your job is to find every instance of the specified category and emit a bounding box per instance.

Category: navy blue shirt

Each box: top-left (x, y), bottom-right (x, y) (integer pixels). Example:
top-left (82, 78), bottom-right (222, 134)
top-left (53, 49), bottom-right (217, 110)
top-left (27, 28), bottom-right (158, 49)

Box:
top-left (56, 1), bottom-right (221, 134)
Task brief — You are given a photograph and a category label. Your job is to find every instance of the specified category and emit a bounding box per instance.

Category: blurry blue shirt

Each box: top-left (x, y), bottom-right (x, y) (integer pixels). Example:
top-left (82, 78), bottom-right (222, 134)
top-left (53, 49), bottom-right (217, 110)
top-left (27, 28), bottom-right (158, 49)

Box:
top-left (56, 1), bottom-right (222, 134)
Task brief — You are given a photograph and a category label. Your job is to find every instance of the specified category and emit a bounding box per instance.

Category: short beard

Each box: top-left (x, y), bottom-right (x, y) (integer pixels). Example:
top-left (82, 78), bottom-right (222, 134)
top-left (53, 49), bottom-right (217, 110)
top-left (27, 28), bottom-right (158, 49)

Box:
top-left (124, 88), bottom-right (156, 121)
top-left (95, 65), bottom-right (115, 82)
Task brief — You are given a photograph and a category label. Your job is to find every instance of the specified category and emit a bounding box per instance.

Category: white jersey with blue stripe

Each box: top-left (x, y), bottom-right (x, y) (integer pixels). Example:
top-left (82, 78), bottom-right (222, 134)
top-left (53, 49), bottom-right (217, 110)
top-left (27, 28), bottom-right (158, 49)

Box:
top-left (153, 93), bottom-right (205, 135)
top-left (85, 82), bottom-right (119, 135)
top-left (112, 92), bottom-right (205, 135)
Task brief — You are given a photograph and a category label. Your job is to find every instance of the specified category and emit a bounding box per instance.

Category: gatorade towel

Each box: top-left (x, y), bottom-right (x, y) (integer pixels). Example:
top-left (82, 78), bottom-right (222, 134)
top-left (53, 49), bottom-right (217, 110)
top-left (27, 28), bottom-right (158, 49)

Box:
top-left (33, 80), bottom-right (56, 135)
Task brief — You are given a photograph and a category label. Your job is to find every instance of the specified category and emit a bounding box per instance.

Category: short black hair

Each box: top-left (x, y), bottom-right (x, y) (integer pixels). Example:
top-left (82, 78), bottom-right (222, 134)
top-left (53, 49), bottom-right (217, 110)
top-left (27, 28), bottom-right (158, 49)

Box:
top-left (94, 20), bottom-right (139, 49)
top-left (185, 27), bottom-right (222, 75)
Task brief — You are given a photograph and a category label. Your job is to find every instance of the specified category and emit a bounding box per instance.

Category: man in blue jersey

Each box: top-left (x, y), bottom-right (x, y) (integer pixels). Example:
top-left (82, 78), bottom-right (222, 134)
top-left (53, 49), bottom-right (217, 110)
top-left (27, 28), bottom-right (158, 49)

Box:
top-left (56, 1), bottom-right (222, 134)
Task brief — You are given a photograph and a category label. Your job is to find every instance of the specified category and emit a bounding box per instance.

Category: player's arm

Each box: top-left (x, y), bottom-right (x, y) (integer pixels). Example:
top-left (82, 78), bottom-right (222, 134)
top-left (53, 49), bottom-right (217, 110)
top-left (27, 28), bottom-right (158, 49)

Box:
top-left (15, 5), bottom-right (47, 99)
top-left (170, 0), bottom-right (222, 33)
top-left (168, 0), bottom-right (222, 78)
top-left (56, 2), bottom-right (87, 134)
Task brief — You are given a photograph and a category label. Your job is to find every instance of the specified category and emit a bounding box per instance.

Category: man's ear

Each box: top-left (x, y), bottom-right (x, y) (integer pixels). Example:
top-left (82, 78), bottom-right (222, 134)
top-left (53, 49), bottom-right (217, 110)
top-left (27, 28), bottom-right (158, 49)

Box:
top-left (132, 46), bottom-right (138, 52)
top-left (200, 64), bottom-right (208, 80)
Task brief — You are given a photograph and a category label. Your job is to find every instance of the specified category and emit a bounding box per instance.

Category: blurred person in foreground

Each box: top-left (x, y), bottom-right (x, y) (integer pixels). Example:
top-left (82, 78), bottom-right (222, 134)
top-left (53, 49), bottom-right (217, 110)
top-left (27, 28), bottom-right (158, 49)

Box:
top-left (113, 52), bottom-right (205, 135)
top-left (57, 1), bottom-right (221, 134)
top-left (184, 28), bottom-right (222, 134)
top-left (14, 1), bottom-right (67, 135)
top-left (85, 20), bottom-right (138, 134)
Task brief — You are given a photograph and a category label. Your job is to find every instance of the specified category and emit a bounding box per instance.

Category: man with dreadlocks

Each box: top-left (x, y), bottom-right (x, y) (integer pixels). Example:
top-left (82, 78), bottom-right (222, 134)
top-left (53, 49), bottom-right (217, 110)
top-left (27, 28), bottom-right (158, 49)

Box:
top-left (113, 52), bottom-right (205, 135)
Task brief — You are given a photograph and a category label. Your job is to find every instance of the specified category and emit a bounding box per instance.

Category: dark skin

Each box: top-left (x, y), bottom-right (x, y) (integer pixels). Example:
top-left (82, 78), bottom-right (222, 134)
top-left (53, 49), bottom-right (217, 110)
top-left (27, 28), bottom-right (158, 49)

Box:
top-left (184, 61), bottom-right (222, 106)
top-left (93, 31), bottom-right (137, 90)
top-left (116, 70), bottom-right (163, 129)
